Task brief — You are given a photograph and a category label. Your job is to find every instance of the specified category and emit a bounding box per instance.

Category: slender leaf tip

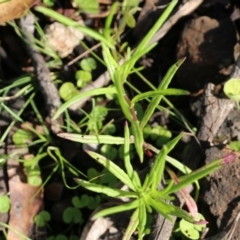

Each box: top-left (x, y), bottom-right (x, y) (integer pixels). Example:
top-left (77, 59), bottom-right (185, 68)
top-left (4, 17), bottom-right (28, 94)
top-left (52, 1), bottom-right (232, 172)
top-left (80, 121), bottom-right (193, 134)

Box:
top-left (222, 153), bottom-right (236, 165)
top-left (176, 57), bottom-right (186, 67)
top-left (194, 220), bottom-right (209, 225)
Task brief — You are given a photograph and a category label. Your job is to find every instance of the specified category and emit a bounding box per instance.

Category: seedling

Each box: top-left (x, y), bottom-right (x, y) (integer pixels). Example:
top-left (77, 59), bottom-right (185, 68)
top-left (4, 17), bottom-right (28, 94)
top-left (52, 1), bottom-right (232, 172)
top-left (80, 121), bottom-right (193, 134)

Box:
top-left (59, 82), bottom-right (79, 102)
top-left (12, 129), bottom-right (33, 145)
top-left (178, 213), bottom-right (206, 240)
top-left (0, 195), bottom-right (11, 213)
top-left (223, 78), bottom-right (240, 108)
top-left (63, 207), bottom-right (82, 224)
top-left (150, 125), bottom-right (172, 147)
top-left (100, 144), bottom-right (118, 160)
top-left (74, 0), bottom-right (99, 14)
top-left (34, 210), bottom-right (51, 227)
top-left (60, 122), bottom-right (236, 240)
top-left (80, 57), bottom-right (97, 72)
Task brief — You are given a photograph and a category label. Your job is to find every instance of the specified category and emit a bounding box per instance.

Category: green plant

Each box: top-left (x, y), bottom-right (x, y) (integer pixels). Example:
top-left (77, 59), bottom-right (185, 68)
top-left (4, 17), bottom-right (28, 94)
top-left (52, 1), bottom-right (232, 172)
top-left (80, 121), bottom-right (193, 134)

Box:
top-left (59, 123), bottom-right (235, 239)
top-left (1, 1), bottom-right (231, 239)
top-left (74, 0), bottom-right (99, 14)
top-left (0, 195), bottom-right (11, 213)
top-left (34, 210), bottom-right (51, 227)
top-left (63, 207), bottom-right (82, 224)
top-left (223, 78), bottom-right (240, 108)
top-left (179, 213), bottom-right (206, 240)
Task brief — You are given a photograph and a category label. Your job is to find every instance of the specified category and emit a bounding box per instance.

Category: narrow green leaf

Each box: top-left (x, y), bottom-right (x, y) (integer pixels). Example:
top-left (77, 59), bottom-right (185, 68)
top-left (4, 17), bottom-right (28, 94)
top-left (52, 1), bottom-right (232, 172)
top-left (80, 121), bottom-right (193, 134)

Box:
top-left (124, 122), bottom-right (134, 178)
top-left (74, 178), bottom-right (137, 198)
top-left (93, 199), bottom-right (139, 219)
top-left (131, 121), bottom-right (144, 162)
top-left (138, 199), bottom-right (147, 239)
top-left (147, 133), bottom-right (183, 190)
top-left (131, 89), bottom-right (189, 107)
top-left (35, 6), bottom-right (114, 49)
top-left (53, 87), bottom-right (117, 120)
top-left (140, 59), bottom-right (185, 129)
top-left (132, 170), bottom-right (142, 189)
top-left (58, 133), bottom-right (133, 145)
top-left (148, 198), bottom-right (173, 222)
top-left (165, 133), bottom-right (183, 152)
top-left (123, 208), bottom-right (139, 240)
top-left (124, 11), bottom-right (136, 28)
top-left (102, 43), bottom-right (118, 80)
top-left (114, 70), bottom-right (133, 122)
top-left (151, 145), bottom-right (168, 190)
top-left (86, 151), bottom-right (136, 191)
top-left (166, 160), bottom-right (223, 195)
top-left (134, 0), bottom-right (177, 53)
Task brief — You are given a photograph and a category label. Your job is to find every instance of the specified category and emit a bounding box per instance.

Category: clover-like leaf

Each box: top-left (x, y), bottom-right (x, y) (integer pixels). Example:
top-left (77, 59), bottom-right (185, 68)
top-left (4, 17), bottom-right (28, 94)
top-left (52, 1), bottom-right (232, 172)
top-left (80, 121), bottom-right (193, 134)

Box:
top-left (224, 78), bottom-right (240, 101)
top-left (0, 195), bottom-right (10, 213)
top-left (34, 210), bottom-right (51, 227)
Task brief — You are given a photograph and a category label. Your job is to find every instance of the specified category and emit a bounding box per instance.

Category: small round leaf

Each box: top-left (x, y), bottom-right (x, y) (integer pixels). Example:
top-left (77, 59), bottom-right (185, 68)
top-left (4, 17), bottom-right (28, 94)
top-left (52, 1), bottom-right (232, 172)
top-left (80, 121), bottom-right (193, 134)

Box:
top-left (63, 207), bottom-right (82, 223)
top-left (55, 235), bottom-right (68, 240)
top-left (34, 210), bottom-right (51, 227)
top-left (59, 82), bottom-right (79, 101)
top-left (12, 129), bottom-right (32, 145)
top-left (0, 195), bottom-right (10, 213)
top-left (224, 78), bottom-right (240, 101)
top-left (80, 57), bottom-right (97, 72)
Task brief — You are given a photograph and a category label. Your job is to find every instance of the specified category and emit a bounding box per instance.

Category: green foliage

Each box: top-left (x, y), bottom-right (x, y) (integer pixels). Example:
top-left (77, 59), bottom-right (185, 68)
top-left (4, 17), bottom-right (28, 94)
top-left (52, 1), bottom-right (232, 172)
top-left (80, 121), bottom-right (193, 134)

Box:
top-left (229, 141), bottom-right (240, 151)
top-left (80, 57), bottom-right (97, 72)
top-left (0, 195), bottom-right (10, 213)
top-left (100, 144), bottom-right (118, 160)
top-left (34, 210), bottom-right (51, 227)
top-left (23, 154), bottom-right (47, 186)
top-left (69, 125), bottom-right (229, 239)
top-left (224, 78), bottom-right (240, 102)
top-left (87, 105), bottom-right (108, 132)
top-left (59, 82), bottom-right (79, 102)
top-left (63, 207), bottom-right (82, 223)
top-left (151, 126), bottom-right (172, 146)
top-left (55, 235), bottom-right (68, 240)
top-left (0, 154), bottom-right (8, 167)
top-left (4, 1), bottom-right (228, 239)
top-left (102, 123), bottom-right (116, 135)
top-left (179, 214), bottom-right (206, 239)
top-left (76, 70), bottom-right (92, 88)
top-left (12, 129), bottom-right (32, 145)
top-left (43, 0), bottom-right (55, 7)
top-left (74, 0), bottom-right (99, 14)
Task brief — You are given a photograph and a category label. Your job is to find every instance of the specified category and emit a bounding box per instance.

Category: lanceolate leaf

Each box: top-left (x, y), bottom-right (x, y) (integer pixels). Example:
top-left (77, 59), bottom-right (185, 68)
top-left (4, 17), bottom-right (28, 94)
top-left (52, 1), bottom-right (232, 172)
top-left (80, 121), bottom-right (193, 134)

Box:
top-left (58, 133), bottom-right (133, 145)
top-left (131, 89), bottom-right (189, 107)
top-left (93, 199), bottom-right (139, 220)
top-left (124, 121), bottom-right (134, 178)
top-left (166, 155), bottom-right (235, 195)
top-left (86, 151), bottom-right (136, 191)
top-left (123, 208), bottom-right (139, 240)
top-left (140, 59), bottom-right (185, 129)
top-left (52, 87), bottom-right (117, 120)
top-left (138, 199), bottom-right (147, 239)
top-left (150, 145), bottom-right (168, 190)
top-left (131, 120), bottom-right (144, 162)
top-left (74, 178), bottom-right (138, 198)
